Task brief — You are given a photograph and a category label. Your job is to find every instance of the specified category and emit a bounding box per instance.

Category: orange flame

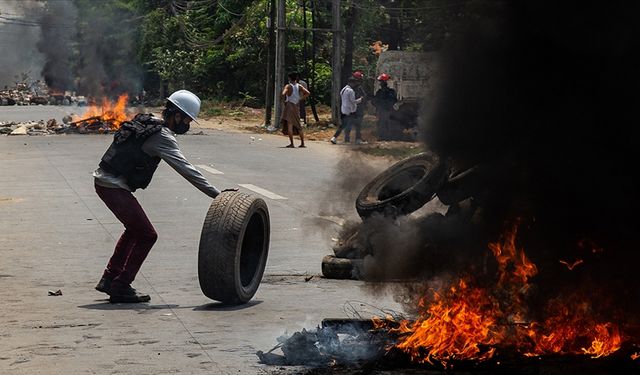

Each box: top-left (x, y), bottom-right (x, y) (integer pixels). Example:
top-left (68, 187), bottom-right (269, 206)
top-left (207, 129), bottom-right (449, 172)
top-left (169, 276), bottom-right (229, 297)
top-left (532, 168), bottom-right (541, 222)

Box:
top-left (488, 220), bottom-right (537, 285)
top-left (73, 94), bottom-right (130, 130)
top-left (389, 280), bottom-right (502, 366)
top-left (374, 220), bottom-right (624, 365)
top-left (524, 299), bottom-right (622, 358)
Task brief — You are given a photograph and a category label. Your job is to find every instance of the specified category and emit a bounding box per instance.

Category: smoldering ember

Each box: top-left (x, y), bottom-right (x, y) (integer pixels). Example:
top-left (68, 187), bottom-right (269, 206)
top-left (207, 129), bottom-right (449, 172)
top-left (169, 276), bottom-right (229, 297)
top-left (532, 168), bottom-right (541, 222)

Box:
top-left (1, 0), bottom-right (639, 374)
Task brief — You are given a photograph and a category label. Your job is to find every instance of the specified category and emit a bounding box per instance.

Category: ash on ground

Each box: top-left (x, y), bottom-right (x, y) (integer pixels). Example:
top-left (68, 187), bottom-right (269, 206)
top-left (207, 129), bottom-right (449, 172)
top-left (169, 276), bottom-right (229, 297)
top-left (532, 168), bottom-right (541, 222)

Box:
top-left (257, 318), bottom-right (396, 367)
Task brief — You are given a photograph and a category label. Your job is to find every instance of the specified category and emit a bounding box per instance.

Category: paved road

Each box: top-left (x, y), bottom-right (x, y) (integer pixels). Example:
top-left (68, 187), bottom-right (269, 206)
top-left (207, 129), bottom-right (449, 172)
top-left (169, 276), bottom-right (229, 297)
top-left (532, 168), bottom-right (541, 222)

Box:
top-left (0, 107), bottom-right (400, 374)
top-left (0, 105), bottom-right (78, 123)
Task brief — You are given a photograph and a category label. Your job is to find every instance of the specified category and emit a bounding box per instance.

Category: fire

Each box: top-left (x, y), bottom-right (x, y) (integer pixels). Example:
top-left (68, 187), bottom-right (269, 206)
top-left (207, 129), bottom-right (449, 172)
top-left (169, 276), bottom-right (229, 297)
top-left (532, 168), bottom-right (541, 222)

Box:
top-left (72, 94), bottom-right (130, 131)
top-left (523, 294), bottom-right (623, 358)
top-left (374, 220), bottom-right (625, 366)
top-left (488, 220), bottom-right (537, 285)
top-left (388, 280), bottom-right (502, 365)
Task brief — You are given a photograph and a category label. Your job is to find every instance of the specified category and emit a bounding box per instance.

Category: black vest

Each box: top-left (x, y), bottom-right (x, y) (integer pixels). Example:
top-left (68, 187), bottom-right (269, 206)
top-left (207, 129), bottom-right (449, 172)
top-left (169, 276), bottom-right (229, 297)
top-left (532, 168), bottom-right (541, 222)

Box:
top-left (99, 114), bottom-right (164, 191)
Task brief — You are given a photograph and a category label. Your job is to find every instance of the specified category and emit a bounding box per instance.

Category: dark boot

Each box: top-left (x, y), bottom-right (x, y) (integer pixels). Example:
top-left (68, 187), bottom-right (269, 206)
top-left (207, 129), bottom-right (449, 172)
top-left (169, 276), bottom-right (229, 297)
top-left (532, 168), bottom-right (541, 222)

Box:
top-left (109, 283), bottom-right (151, 303)
top-left (95, 277), bottom-right (112, 294)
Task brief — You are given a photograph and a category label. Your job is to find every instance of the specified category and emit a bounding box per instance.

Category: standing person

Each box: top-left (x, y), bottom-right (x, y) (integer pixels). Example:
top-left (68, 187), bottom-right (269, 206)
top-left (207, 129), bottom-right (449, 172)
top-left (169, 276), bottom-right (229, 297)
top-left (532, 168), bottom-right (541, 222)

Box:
top-left (280, 72), bottom-right (310, 148)
top-left (372, 73), bottom-right (397, 140)
top-left (93, 90), bottom-right (234, 303)
top-left (298, 77), bottom-right (309, 126)
top-left (351, 71), bottom-right (367, 145)
top-left (331, 76), bottom-right (362, 144)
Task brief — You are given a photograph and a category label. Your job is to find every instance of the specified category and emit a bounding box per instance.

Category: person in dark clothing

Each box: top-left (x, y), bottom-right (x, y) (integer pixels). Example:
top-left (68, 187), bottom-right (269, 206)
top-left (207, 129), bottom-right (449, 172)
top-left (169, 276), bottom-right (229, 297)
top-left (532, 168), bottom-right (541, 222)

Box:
top-left (372, 73), bottom-right (397, 141)
top-left (93, 90), bottom-right (234, 303)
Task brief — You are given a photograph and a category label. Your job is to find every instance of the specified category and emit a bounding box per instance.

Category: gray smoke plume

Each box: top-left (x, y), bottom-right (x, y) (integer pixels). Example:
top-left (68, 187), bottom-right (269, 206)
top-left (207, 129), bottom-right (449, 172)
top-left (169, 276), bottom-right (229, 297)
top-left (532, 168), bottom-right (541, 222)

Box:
top-left (0, 0), bottom-right (45, 88)
top-left (73, 2), bottom-right (142, 97)
top-left (2, 0), bottom-right (142, 97)
top-left (37, 0), bottom-right (77, 91)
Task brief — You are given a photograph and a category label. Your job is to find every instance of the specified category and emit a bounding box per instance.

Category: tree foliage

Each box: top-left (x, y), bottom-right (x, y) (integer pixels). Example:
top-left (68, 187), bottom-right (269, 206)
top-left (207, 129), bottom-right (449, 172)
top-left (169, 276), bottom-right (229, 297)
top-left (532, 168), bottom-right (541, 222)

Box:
top-left (68, 0), bottom-right (467, 104)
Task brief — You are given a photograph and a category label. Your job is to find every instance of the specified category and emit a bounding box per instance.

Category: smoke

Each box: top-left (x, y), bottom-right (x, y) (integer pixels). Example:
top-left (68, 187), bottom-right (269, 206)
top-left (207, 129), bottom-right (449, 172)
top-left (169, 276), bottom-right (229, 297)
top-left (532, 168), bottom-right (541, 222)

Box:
top-left (318, 153), bottom-right (391, 219)
top-left (37, 0), bottom-right (76, 91)
top-left (1, 0), bottom-right (142, 96)
top-left (329, 0), bottom-right (640, 325)
top-left (73, 3), bottom-right (142, 97)
top-left (0, 0), bottom-right (45, 88)
top-left (419, 0), bottom-right (640, 311)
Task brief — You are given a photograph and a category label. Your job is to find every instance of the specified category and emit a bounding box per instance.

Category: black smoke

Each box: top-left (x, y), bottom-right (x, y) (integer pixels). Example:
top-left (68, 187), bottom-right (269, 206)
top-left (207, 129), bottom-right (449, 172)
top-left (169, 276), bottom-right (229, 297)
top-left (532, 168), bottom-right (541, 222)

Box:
top-left (418, 0), bottom-right (640, 318)
top-left (327, 1), bottom-right (640, 329)
top-left (74, 3), bottom-right (142, 97)
top-left (35, 0), bottom-right (142, 97)
top-left (37, 0), bottom-right (77, 91)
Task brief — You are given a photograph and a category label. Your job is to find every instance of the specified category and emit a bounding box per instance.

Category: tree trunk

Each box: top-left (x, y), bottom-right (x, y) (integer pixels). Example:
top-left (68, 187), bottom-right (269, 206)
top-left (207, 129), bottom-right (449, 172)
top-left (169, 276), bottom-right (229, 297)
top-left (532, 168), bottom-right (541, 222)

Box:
top-left (382, 0), bottom-right (401, 50)
top-left (341, 3), bottom-right (358, 87)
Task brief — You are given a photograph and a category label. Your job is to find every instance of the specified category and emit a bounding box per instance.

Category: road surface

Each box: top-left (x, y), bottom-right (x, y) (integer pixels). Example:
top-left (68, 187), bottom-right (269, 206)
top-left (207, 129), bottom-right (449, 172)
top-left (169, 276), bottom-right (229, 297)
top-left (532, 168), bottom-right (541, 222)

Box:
top-left (0, 106), bottom-right (401, 374)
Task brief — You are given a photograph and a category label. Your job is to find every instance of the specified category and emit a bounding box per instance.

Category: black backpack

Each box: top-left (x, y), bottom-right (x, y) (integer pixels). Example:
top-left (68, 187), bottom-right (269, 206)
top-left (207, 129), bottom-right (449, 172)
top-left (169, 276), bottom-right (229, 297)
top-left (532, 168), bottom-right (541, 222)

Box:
top-left (99, 114), bottom-right (164, 191)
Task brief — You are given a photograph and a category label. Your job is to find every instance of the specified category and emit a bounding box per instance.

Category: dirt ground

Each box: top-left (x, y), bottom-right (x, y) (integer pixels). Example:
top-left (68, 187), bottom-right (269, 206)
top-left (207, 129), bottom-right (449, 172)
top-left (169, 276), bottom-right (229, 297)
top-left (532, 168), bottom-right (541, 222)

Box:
top-left (146, 104), bottom-right (424, 160)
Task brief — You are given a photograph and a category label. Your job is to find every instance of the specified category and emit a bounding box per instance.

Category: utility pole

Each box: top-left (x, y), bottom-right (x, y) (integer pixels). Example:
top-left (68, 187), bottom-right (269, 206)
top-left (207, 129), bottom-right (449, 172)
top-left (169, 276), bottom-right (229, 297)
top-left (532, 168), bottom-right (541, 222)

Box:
top-left (273, 0), bottom-right (286, 129)
top-left (264, 0), bottom-right (276, 127)
top-left (331, 0), bottom-right (342, 125)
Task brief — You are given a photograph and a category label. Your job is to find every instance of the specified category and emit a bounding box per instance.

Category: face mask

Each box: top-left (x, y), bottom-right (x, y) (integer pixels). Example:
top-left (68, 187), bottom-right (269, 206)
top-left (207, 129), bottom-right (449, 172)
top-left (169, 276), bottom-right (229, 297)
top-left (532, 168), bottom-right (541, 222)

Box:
top-left (174, 120), bottom-right (190, 134)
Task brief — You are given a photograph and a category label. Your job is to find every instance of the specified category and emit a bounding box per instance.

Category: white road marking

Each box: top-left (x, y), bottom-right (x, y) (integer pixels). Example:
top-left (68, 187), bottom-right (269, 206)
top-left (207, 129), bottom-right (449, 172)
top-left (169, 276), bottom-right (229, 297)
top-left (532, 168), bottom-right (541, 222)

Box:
top-left (196, 164), bottom-right (224, 175)
top-left (238, 184), bottom-right (287, 200)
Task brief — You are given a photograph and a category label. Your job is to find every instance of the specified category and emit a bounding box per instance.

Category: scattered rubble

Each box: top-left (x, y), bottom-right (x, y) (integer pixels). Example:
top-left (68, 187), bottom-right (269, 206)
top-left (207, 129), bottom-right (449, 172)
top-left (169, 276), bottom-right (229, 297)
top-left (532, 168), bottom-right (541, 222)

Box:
top-left (1, 118), bottom-right (119, 136)
top-left (0, 81), bottom-right (85, 106)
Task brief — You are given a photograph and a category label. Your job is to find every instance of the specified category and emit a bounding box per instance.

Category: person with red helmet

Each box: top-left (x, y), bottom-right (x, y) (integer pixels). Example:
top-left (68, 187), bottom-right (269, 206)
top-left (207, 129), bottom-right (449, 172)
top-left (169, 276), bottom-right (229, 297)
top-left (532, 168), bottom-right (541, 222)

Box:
top-left (372, 73), bottom-right (397, 140)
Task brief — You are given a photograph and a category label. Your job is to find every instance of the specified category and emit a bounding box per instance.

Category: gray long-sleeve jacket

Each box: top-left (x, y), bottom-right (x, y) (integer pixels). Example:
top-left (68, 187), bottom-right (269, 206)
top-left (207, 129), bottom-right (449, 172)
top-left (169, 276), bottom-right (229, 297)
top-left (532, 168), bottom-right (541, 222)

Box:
top-left (93, 127), bottom-right (220, 198)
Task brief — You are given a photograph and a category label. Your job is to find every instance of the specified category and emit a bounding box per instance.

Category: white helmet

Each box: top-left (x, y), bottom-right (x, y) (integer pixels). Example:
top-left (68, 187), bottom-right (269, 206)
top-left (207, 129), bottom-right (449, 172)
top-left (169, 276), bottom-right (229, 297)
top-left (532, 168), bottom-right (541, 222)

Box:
top-left (167, 90), bottom-right (201, 122)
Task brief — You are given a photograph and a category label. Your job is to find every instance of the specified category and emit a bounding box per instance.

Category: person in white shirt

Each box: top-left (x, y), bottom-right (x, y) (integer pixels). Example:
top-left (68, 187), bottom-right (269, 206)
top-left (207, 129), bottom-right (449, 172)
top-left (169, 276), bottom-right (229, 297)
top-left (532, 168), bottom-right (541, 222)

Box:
top-left (280, 72), bottom-right (310, 148)
top-left (331, 77), bottom-right (363, 144)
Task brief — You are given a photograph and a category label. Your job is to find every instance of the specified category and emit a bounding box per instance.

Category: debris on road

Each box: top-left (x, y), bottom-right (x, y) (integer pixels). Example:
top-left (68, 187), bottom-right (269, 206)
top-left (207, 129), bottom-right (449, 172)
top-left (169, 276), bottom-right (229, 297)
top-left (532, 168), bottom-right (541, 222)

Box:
top-left (47, 289), bottom-right (62, 296)
top-left (257, 318), bottom-right (393, 366)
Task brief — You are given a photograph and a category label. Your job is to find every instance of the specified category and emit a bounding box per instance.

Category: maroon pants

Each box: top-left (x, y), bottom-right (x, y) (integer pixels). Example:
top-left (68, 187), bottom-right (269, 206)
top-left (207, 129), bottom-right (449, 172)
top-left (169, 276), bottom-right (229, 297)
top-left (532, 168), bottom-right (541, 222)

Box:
top-left (95, 183), bottom-right (158, 287)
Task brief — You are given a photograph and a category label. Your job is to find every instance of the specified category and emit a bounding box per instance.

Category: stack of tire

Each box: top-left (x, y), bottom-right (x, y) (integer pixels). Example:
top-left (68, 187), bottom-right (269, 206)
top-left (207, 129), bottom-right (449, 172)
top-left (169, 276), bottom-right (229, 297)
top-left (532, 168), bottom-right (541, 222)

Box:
top-left (322, 152), bottom-right (449, 280)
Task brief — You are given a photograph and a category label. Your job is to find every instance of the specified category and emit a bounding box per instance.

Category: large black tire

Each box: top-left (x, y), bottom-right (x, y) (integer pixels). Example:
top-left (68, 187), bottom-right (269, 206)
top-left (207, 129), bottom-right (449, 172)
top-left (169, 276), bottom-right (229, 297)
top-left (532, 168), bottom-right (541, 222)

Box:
top-left (356, 153), bottom-right (447, 218)
top-left (198, 191), bottom-right (270, 305)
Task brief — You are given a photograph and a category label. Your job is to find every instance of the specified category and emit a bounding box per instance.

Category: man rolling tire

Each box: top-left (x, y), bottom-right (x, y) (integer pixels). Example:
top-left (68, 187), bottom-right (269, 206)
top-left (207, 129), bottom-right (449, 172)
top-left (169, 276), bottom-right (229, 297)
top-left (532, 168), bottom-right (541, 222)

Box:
top-left (93, 90), bottom-right (235, 303)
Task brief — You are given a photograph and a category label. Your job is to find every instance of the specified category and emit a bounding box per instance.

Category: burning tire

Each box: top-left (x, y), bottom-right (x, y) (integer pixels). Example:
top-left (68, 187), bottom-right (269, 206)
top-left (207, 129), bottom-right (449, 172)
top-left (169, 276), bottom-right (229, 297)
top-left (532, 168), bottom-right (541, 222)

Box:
top-left (321, 255), bottom-right (361, 279)
top-left (198, 191), bottom-right (270, 305)
top-left (356, 153), bottom-right (447, 218)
